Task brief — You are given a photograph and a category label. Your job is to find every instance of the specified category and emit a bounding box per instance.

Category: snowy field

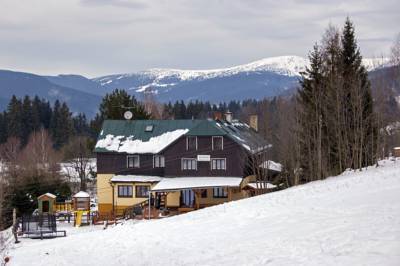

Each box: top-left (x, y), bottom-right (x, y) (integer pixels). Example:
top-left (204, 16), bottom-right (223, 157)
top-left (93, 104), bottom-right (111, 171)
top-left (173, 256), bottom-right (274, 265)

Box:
top-left (5, 159), bottom-right (400, 266)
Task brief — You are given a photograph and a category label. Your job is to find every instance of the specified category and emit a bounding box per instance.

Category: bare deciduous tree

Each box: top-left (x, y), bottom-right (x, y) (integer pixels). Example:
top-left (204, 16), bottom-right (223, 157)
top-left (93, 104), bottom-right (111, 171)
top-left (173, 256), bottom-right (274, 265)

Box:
top-left (62, 136), bottom-right (95, 192)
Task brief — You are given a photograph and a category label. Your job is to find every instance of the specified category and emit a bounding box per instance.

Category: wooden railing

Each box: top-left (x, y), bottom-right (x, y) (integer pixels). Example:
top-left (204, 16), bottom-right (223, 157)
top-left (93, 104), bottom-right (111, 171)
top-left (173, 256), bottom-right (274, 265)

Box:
top-left (122, 199), bottom-right (149, 219)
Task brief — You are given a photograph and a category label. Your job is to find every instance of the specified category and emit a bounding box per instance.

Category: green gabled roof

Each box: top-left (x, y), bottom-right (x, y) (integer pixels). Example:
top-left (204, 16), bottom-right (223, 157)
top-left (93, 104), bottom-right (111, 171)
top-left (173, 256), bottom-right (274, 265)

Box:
top-left (185, 119), bottom-right (227, 136)
top-left (94, 119), bottom-right (269, 154)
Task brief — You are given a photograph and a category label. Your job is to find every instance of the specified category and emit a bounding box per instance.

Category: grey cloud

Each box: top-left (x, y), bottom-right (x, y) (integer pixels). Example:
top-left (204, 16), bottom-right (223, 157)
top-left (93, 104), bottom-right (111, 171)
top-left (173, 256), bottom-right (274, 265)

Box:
top-left (0, 0), bottom-right (398, 77)
top-left (80, 0), bottom-right (147, 9)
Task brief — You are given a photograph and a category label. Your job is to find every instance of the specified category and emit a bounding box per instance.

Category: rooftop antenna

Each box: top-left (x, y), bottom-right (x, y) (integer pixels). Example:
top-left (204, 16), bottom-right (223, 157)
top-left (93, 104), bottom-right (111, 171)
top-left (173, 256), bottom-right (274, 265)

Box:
top-left (113, 105), bottom-right (136, 120)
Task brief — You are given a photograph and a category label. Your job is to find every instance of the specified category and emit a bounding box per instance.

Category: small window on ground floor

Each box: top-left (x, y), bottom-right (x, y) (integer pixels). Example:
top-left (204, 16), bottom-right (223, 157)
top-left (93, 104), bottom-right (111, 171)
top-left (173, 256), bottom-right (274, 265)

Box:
top-left (136, 185), bottom-right (150, 198)
top-left (118, 185), bottom-right (133, 198)
top-left (213, 187), bottom-right (228, 198)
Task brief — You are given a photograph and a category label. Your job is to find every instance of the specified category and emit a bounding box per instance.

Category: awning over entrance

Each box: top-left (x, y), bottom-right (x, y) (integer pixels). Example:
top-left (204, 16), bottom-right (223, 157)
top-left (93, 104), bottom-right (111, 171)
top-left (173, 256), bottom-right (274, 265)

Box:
top-left (151, 177), bottom-right (243, 192)
top-left (110, 175), bottom-right (162, 183)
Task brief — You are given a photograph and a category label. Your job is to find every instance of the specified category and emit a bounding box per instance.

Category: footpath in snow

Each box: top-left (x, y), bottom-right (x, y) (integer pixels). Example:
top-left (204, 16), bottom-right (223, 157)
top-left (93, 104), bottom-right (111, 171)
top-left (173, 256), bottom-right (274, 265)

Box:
top-left (5, 159), bottom-right (400, 266)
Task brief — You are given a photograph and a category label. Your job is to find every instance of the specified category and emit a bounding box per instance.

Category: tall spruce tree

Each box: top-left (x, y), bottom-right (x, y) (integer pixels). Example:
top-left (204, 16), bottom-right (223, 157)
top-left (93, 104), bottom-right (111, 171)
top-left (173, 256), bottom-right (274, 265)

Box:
top-left (21, 96), bottom-right (34, 146)
top-left (297, 18), bottom-right (377, 182)
top-left (0, 112), bottom-right (7, 143)
top-left (99, 89), bottom-right (149, 120)
top-left (6, 95), bottom-right (23, 141)
top-left (298, 44), bottom-right (325, 181)
top-left (50, 100), bottom-right (73, 149)
top-left (341, 17), bottom-right (376, 169)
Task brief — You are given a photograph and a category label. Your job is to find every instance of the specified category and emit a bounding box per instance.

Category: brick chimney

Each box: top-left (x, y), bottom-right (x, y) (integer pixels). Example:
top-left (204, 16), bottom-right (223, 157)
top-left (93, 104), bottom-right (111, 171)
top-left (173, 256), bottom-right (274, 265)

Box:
top-left (213, 111), bottom-right (222, 120)
top-left (249, 115), bottom-right (258, 131)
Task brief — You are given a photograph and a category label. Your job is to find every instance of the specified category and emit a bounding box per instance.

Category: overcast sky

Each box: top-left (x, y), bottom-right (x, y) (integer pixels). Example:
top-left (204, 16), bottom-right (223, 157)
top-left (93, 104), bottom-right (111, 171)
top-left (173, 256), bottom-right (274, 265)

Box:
top-left (0, 0), bottom-right (399, 77)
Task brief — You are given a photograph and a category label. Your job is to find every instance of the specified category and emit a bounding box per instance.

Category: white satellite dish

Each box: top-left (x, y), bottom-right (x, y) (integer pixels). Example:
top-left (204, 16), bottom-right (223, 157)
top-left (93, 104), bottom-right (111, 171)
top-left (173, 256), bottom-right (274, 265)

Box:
top-left (124, 111), bottom-right (133, 120)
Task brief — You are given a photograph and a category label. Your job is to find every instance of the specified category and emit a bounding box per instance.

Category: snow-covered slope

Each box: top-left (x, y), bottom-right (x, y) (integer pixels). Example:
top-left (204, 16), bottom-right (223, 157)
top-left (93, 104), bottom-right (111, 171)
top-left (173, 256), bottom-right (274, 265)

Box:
top-left (7, 159), bottom-right (400, 266)
top-left (92, 56), bottom-right (389, 102)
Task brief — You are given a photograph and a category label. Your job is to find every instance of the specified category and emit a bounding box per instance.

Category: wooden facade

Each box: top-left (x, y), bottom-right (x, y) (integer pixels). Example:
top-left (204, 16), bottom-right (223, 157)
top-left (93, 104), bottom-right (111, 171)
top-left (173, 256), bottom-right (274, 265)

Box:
top-left (97, 136), bottom-right (246, 177)
top-left (95, 119), bottom-right (269, 215)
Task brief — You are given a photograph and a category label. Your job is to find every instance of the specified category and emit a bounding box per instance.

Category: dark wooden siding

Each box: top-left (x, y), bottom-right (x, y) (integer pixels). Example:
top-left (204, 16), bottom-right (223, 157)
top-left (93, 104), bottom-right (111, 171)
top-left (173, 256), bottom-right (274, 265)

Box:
top-left (163, 136), bottom-right (245, 177)
top-left (96, 135), bottom-right (246, 177)
top-left (97, 153), bottom-right (164, 176)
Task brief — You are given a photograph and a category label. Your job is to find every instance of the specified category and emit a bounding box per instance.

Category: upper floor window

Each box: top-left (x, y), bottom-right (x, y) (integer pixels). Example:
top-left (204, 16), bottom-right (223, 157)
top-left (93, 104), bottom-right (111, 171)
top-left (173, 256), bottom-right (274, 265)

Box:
top-left (211, 158), bottom-right (226, 170)
top-left (213, 187), bottom-right (228, 198)
top-left (182, 158), bottom-right (197, 170)
top-left (154, 155), bottom-right (165, 168)
top-left (212, 136), bottom-right (223, 150)
top-left (136, 185), bottom-right (150, 198)
top-left (127, 155), bottom-right (140, 168)
top-left (186, 136), bottom-right (197, 150)
top-left (118, 185), bottom-right (133, 198)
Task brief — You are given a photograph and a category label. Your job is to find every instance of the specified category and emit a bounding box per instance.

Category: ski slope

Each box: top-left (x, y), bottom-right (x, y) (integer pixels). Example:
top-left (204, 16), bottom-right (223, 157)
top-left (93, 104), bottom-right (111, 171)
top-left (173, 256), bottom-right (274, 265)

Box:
top-left (7, 159), bottom-right (400, 266)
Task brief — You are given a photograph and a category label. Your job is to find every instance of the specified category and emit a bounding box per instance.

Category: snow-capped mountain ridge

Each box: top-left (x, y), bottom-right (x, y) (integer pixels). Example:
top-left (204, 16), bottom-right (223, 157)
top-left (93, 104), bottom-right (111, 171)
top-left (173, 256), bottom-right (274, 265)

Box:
top-left (90, 55), bottom-right (390, 103)
top-left (94, 56), bottom-right (308, 86)
top-left (94, 55), bottom-right (389, 86)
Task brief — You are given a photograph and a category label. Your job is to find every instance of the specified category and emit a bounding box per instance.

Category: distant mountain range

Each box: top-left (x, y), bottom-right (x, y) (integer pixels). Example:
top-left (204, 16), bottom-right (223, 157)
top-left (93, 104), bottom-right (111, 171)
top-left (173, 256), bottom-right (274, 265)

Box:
top-left (0, 56), bottom-right (391, 117)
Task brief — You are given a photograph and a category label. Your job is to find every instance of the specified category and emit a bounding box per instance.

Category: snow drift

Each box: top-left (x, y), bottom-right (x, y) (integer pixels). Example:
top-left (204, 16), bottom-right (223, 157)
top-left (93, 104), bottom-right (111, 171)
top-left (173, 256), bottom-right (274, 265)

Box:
top-left (7, 159), bottom-right (400, 266)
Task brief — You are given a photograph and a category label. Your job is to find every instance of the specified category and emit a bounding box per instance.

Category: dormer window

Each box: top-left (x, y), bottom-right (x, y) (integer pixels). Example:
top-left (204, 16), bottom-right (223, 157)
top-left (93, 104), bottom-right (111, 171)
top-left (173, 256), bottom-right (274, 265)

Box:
top-left (145, 125), bottom-right (154, 132)
top-left (212, 136), bottom-right (223, 150)
top-left (186, 136), bottom-right (197, 150)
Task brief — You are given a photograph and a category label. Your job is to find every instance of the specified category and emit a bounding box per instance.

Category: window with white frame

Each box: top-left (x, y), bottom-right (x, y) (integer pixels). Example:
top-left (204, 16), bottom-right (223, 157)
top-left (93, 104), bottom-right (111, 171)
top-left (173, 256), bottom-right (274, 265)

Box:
top-left (186, 136), bottom-right (197, 150)
top-left (211, 158), bottom-right (226, 170)
top-left (154, 155), bottom-right (165, 168)
top-left (213, 187), bottom-right (228, 198)
top-left (127, 155), bottom-right (140, 168)
top-left (182, 158), bottom-right (197, 170)
top-left (118, 185), bottom-right (133, 198)
top-left (135, 185), bottom-right (150, 198)
top-left (212, 136), bottom-right (223, 150)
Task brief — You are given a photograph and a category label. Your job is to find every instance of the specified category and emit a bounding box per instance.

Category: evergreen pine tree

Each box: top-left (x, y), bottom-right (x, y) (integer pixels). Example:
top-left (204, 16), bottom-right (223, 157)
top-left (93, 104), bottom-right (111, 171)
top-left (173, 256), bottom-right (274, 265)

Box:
top-left (298, 44), bottom-right (325, 181)
top-left (99, 89), bottom-right (150, 120)
top-left (0, 112), bottom-right (7, 143)
top-left (6, 95), bottom-right (23, 140)
top-left (21, 96), bottom-right (34, 146)
top-left (341, 17), bottom-right (376, 168)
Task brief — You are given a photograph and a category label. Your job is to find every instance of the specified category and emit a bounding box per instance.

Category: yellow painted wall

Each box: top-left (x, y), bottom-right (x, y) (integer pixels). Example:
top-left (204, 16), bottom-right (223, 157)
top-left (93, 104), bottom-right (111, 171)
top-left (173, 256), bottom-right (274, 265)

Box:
top-left (114, 182), bottom-right (155, 208)
top-left (97, 174), bottom-right (157, 214)
top-left (166, 191), bottom-right (180, 207)
top-left (97, 173), bottom-right (250, 213)
top-left (97, 174), bottom-right (114, 204)
top-left (196, 187), bottom-right (247, 206)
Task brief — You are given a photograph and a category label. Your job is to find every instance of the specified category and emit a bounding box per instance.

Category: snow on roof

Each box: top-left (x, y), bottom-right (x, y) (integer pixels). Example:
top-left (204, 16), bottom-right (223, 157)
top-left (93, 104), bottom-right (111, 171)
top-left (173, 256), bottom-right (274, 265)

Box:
top-left (38, 193), bottom-right (56, 199)
top-left (151, 177), bottom-right (243, 192)
top-left (95, 129), bottom-right (188, 154)
top-left (246, 182), bottom-right (277, 189)
top-left (260, 160), bottom-right (282, 172)
top-left (111, 175), bottom-right (162, 183)
top-left (73, 191), bottom-right (90, 198)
